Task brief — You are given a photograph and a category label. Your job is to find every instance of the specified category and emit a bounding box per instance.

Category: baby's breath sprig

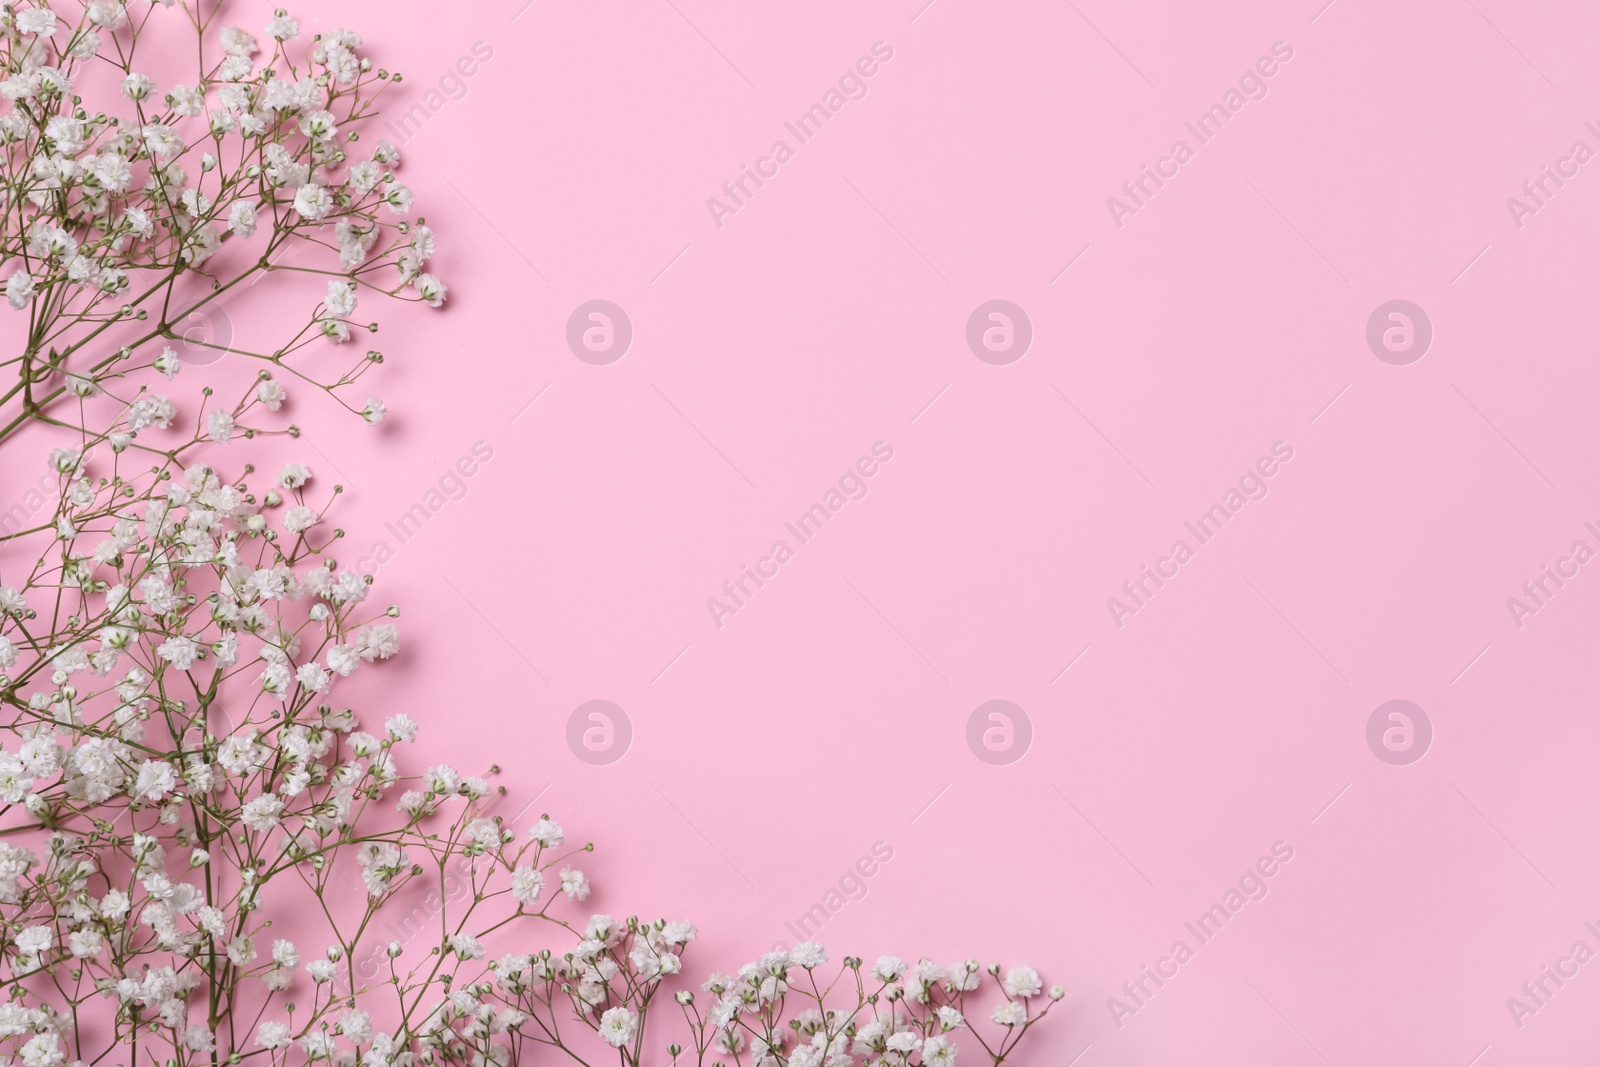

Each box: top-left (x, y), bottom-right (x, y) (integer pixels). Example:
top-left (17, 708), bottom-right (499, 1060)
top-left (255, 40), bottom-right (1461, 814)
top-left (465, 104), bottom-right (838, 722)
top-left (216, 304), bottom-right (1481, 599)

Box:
top-left (0, 5), bottom-right (1064, 1067)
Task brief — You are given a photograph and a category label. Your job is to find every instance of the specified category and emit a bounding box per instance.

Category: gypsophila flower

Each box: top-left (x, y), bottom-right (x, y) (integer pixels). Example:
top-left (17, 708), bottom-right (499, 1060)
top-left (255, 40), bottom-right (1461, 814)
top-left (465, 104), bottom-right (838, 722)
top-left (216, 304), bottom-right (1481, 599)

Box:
top-left (599, 1007), bottom-right (638, 1048)
top-left (511, 866), bottom-right (545, 906)
top-left (16, 8), bottom-right (58, 36)
top-left (560, 867), bottom-right (591, 901)
top-left (282, 505), bottom-right (318, 534)
top-left (228, 199), bottom-right (258, 237)
top-left (792, 942), bottom-right (827, 968)
top-left (0, 11), bottom-right (1055, 1067)
top-left (991, 1001), bottom-right (1026, 1027)
top-left (873, 955), bottom-right (909, 982)
top-left (266, 13), bottom-right (300, 39)
top-left (1003, 965), bottom-right (1042, 998)
top-left (293, 183), bottom-right (332, 219)
top-left (449, 933), bottom-right (485, 960)
top-left (255, 1022), bottom-right (292, 1049)
top-left (278, 462), bottom-right (311, 488)
top-left (415, 273), bottom-right (447, 307)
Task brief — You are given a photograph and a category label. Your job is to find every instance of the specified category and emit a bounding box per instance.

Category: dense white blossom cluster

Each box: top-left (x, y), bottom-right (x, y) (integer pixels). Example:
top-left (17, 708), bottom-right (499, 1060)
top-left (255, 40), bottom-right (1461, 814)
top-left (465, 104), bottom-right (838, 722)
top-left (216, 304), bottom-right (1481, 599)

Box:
top-left (676, 952), bottom-right (1062, 1067)
top-left (0, 0), bottom-right (443, 441)
top-left (0, 5), bottom-right (1060, 1067)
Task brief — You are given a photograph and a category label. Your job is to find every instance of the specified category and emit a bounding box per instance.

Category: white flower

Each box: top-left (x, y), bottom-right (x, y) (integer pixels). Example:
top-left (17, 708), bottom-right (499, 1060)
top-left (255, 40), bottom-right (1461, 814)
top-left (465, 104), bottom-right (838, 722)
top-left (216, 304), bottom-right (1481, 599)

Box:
top-left (157, 636), bottom-right (201, 670)
top-left (241, 793), bottom-right (285, 832)
top-left (948, 959), bottom-right (981, 991)
top-left (560, 867), bottom-right (590, 900)
top-left (338, 1010), bottom-right (373, 1042)
top-left (872, 955), bottom-right (908, 982)
top-left (207, 411), bottom-right (234, 442)
top-left (278, 462), bottom-right (311, 488)
top-left (133, 760), bottom-right (178, 801)
top-left (315, 281), bottom-right (357, 323)
top-left (662, 919), bottom-right (697, 945)
top-left (142, 124), bottom-right (184, 160)
top-left (356, 623), bottom-right (399, 660)
top-left (530, 817), bottom-right (564, 847)
top-left (16, 8), bottom-right (58, 36)
top-left (382, 184), bottom-right (414, 214)
top-left (87, 0), bottom-right (128, 28)
top-left (129, 394), bottom-right (176, 430)
top-left (121, 72), bottom-right (156, 100)
top-left (923, 1034), bottom-right (957, 1067)
top-left (0, 586), bottom-right (28, 615)
top-left (293, 183), bottom-right (333, 220)
top-left (598, 1007), bottom-right (637, 1048)
top-left (886, 1032), bottom-right (921, 1055)
top-left (1003, 965), bottom-right (1041, 998)
top-left (6, 270), bottom-right (35, 310)
top-left (220, 26), bottom-right (258, 57)
top-left (385, 714), bottom-right (418, 741)
top-left (154, 347), bottom-right (181, 378)
top-left (361, 396), bottom-right (386, 424)
top-left (18, 1033), bottom-right (63, 1067)
top-left (511, 866), bottom-right (544, 906)
top-left (414, 273), bottom-right (447, 307)
top-left (168, 84), bottom-right (205, 118)
top-left (300, 109), bottom-right (338, 141)
top-left (991, 1001), bottom-right (1026, 1026)
top-left (791, 942), bottom-right (827, 968)
top-left (256, 1022), bottom-right (292, 1049)
top-left (448, 933), bottom-right (483, 960)
top-left (228, 200), bottom-right (258, 237)
top-left (283, 505), bottom-right (317, 533)
top-left (14, 924), bottom-right (52, 956)
top-left (69, 930), bottom-right (104, 958)
top-left (266, 13), bottom-right (300, 39)
top-left (295, 661), bottom-right (330, 693)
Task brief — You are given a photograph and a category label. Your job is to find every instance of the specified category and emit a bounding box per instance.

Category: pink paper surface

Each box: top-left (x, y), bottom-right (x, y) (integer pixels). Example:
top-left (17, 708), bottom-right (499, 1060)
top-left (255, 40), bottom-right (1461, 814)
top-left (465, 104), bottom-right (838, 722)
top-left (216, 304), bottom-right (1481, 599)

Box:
top-left (222, 0), bottom-right (1600, 1062)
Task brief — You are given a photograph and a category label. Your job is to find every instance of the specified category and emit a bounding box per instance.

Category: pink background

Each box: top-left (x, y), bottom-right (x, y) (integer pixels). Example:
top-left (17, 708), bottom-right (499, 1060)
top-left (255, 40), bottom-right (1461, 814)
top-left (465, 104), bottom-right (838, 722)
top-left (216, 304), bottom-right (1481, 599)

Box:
top-left (225, 0), bottom-right (1600, 1062)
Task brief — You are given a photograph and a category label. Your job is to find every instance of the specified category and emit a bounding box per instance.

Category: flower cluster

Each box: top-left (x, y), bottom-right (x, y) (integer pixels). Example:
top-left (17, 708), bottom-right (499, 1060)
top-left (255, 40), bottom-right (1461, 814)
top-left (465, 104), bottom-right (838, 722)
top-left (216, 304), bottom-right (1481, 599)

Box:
top-left (678, 951), bottom-right (1061, 1067)
top-left (0, 6), bottom-right (1063, 1067)
top-left (0, 0), bottom-right (443, 442)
